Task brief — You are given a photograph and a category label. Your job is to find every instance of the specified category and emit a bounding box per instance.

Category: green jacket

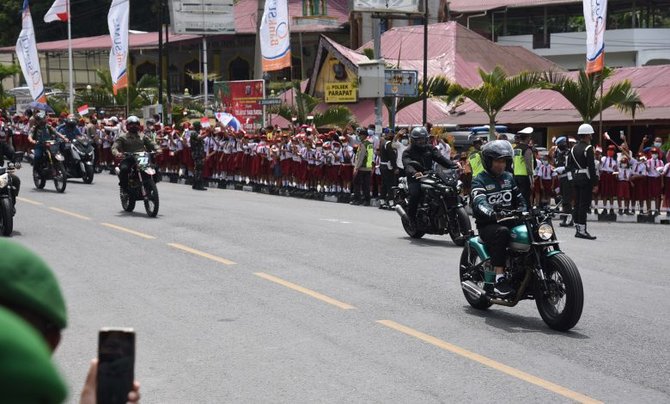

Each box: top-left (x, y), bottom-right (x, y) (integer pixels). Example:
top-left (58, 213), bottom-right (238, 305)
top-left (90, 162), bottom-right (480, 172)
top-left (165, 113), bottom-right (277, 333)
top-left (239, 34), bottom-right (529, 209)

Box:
top-left (112, 132), bottom-right (159, 157)
top-left (470, 170), bottom-right (528, 227)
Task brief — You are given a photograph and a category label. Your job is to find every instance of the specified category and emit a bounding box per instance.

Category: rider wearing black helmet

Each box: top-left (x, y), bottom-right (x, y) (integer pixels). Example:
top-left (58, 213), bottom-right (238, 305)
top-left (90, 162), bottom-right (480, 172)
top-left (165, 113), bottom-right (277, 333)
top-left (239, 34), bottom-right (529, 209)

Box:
top-left (471, 140), bottom-right (528, 296)
top-left (112, 116), bottom-right (160, 192)
top-left (28, 111), bottom-right (67, 173)
top-left (402, 126), bottom-right (459, 225)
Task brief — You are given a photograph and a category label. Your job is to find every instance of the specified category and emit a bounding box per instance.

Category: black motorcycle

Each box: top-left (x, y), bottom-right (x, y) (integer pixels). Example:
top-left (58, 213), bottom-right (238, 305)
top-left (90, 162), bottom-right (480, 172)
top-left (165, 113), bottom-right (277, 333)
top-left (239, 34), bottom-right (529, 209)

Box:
top-left (64, 135), bottom-right (95, 184)
top-left (33, 140), bottom-right (67, 193)
top-left (119, 152), bottom-right (160, 217)
top-left (394, 164), bottom-right (473, 246)
top-left (459, 205), bottom-right (584, 331)
top-left (0, 152), bottom-right (23, 237)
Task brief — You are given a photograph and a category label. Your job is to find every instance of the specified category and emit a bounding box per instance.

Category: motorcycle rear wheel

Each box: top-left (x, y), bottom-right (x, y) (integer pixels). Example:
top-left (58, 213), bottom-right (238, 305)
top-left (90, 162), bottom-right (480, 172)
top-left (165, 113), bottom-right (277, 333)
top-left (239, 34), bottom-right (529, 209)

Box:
top-left (121, 189), bottom-right (135, 212)
top-left (401, 215), bottom-right (424, 239)
top-left (535, 253), bottom-right (584, 331)
top-left (459, 245), bottom-right (492, 310)
top-left (449, 207), bottom-right (472, 247)
top-left (0, 198), bottom-right (13, 237)
top-left (143, 180), bottom-right (159, 218)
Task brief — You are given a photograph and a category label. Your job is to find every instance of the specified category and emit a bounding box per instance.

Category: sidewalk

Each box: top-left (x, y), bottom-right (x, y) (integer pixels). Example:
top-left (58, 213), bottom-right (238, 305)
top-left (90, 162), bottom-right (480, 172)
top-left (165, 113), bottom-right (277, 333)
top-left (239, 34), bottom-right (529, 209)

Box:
top-left (165, 174), bottom-right (670, 225)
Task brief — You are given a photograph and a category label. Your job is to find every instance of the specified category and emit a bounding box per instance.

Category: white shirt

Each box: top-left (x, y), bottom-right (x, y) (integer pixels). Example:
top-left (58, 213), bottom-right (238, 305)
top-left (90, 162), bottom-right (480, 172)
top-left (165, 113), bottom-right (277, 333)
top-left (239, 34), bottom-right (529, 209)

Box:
top-left (393, 141), bottom-right (408, 169)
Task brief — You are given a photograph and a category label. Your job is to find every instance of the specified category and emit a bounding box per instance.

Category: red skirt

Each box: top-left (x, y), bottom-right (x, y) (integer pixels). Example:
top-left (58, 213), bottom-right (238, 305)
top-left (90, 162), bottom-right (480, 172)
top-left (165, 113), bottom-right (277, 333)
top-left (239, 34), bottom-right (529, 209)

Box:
top-left (280, 159), bottom-right (292, 177)
top-left (617, 181), bottom-right (631, 200)
top-left (632, 177), bottom-right (648, 201)
top-left (325, 166), bottom-right (340, 183)
top-left (242, 154), bottom-right (252, 176)
top-left (203, 155), bottom-right (214, 178)
top-left (181, 146), bottom-right (194, 168)
top-left (340, 165), bottom-right (354, 183)
top-left (541, 179), bottom-right (553, 195)
top-left (101, 147), bottom-right (113, 164)
top-left (664, 177), bottom-right (670, 200)
top-left (298, 161), bottom-right (309, 182)
top-left (250, 155), bottom-right (262, 177)
top-left (599, 172), bottom-right (617, 198)
top-left (647, 176), bottom-right (662, 198)
top-left (311, 165), bottom-right (324, 181)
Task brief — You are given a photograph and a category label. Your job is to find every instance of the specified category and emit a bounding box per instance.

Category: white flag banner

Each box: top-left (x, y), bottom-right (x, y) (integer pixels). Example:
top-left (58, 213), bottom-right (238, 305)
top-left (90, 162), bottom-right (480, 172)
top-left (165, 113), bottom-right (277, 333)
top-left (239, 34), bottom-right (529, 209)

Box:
top-left (583, 0), bottom-right (608, 74)
top-left (44, 0), bottom-right (69, 23)
top-left (260, 0), bottom-right (291, 72)
top-left (15, 0), bottom-right (46, 103)
top-left (107, 0), bottom-right (129, 95)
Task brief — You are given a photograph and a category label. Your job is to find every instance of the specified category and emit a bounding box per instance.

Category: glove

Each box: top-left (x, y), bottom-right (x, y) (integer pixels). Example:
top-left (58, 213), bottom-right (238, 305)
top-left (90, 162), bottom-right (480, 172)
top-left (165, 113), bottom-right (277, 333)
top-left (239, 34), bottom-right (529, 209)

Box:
top-left (555, 167), bottom-right (565, 174)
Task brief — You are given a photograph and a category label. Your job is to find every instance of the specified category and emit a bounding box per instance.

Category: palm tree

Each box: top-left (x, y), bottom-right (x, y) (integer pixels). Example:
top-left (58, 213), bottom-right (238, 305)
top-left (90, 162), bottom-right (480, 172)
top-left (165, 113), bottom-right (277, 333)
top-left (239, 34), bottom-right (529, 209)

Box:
top-left (392, 75), bottom-right (454, 112)
top-left (273, 81), bottom-right (353, 128)
top-left (449, 66), bottom-right (542, 140)
top-left (77, 70), bottom-right (159, 113)
top-left (541, 67), bottom-right (644, 124)
top-left (0, 63), bottom-right (20, 109)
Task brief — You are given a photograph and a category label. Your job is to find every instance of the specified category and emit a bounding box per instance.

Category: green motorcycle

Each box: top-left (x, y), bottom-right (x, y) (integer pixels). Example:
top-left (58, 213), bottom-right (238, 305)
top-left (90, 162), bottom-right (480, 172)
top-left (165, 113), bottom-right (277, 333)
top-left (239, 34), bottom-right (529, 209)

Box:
top-left (459, 206), bottom-right (584, 331)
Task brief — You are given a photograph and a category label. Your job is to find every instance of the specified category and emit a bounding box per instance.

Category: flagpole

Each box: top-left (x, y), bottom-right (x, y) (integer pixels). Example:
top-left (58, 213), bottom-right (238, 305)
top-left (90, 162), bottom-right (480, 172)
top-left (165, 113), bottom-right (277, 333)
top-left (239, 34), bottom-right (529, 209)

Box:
top-left (67, 0), bottom-right (74, 114)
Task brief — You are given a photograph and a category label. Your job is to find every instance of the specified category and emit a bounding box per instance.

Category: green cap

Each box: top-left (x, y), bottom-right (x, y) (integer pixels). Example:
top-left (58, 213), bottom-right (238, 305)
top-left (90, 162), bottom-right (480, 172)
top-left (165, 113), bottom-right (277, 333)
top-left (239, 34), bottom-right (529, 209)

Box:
top-left (0, 307), bottom-right (68, 403)
top-left (0, 240), bottom-right (67, 329)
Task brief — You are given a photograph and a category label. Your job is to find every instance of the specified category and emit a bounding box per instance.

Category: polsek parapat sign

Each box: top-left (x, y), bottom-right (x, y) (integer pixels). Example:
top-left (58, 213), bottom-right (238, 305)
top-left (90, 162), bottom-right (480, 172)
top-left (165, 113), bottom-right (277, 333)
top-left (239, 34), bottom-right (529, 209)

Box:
top-left (583, 0), bottom-right (608, 74)
top-left (325, 82), bottom-right (356, 103)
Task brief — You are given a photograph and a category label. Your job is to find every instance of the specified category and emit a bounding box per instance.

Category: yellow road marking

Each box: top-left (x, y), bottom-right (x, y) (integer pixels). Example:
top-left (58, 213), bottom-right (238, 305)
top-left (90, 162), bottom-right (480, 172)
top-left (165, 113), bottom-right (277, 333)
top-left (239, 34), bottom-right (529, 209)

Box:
top-left (16, 197), bottom-right (43, 206)
top-left (100, 223), bottom-right (156, 239)
top-left (167, 243), bottom-right (236, 265)
top-left (376, 320), bottom-right (601, 404)
top-left (254, 272), bottom-right (355, 310)
top-left (49, 207), bottom-right (91, 220)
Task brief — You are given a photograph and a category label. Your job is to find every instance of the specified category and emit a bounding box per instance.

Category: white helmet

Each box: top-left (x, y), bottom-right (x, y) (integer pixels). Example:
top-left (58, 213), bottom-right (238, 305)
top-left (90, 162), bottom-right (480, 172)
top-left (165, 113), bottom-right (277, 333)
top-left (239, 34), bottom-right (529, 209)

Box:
top-left (577, 123), bottom-right (594, 136)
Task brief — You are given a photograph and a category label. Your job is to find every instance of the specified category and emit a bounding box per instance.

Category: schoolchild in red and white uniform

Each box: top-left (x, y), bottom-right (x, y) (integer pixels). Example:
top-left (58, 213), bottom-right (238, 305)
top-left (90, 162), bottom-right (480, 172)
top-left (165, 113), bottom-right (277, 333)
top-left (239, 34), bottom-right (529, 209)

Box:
top-left (534, 156), bottom-right (555, 207)
top-left (222, 132), bottom-right (235, 180)
top-left (202, 128), bottom-right (217, 179)
top-left (659, 159), bottom-right (670, 217)
top-left (599, 144), bottom-right (618, 214)
top-left (279, 134), bottom-right (293, 188)
top-left (631, 153), bottom-right (649, 214)
top-left (616, 157), bottom-right (634, 215)
top-left (339, 136), bottom-right (355, 193)
top-left (331, 141), bottom-right (344, 193)
top-left (646, 147), bottom-right (664, 215)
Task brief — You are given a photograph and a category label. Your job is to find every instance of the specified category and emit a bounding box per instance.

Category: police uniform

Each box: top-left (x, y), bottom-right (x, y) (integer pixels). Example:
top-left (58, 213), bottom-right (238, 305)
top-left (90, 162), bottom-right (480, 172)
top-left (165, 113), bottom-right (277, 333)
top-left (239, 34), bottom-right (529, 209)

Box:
top-left (567, 126), bottom-right (598, 239)
top-left (513, 140), bottom-right (534, 206)
top-left (190, 129), bottom-right (207, 190)
top-left (553, 138), bottom-right (574, 226)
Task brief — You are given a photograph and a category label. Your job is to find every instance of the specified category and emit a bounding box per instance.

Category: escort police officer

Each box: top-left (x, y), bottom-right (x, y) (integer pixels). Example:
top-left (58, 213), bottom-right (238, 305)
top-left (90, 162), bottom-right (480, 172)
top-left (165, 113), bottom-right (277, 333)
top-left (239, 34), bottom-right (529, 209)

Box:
top-left (402, 126), bottom-right (459, 228)
top-left (512, 127), bottom-right (535, 206)
top-left (190, 121), bottom-right (207, 191)
top-left (567, 124), bottom-right (598, 240)
top-left (552, 136), bottom-right (574, 227)
top-left (468, 137), bottom-right (486, 178)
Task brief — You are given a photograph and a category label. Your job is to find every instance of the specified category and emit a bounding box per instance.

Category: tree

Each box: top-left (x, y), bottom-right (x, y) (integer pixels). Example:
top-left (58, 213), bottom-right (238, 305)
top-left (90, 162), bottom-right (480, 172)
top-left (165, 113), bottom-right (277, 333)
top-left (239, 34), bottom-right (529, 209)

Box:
top-left (0, 63), bottom-right (20, 109)
top-left (75, 70), bottom-right (159, 114)
top-left (540, 67), bottom-right (644, 125)
top-left (449, 66), bottom-right (542, 140)
top-left (274, 81), bottom-right (353, 128)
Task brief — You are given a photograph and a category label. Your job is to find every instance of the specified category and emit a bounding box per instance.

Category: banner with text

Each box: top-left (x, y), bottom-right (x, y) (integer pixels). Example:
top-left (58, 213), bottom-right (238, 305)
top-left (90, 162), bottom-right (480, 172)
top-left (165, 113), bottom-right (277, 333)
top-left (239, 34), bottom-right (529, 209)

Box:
top-left (325, 82), bottom-right (356, 103)
top-left (583, 0), bottom-right (608, 74)
top-left (213, 80), bottom-right (265, 131)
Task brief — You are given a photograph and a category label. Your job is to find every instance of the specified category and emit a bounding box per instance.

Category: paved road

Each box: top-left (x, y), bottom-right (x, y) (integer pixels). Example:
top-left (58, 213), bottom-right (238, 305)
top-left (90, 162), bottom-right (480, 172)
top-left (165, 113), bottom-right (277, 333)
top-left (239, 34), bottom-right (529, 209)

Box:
top-left (10, 167), bottom-right (670, 403)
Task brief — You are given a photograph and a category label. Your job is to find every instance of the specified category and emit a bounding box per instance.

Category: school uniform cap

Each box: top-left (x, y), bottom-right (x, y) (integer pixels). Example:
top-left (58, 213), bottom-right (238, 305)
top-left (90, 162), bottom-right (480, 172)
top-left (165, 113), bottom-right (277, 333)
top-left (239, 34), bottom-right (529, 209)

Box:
top-left (0, 307), bottom-right (67, 403)
top-left (0, 240), bottom-right (67, 329)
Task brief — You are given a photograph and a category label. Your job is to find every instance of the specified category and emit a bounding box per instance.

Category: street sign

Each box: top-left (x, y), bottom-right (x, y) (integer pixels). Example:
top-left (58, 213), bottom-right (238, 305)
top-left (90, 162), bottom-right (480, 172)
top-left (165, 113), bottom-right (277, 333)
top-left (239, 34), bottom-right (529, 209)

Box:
top-left (259, 98), bottom-right (282, 106)
top-left (168, 0), bottom-right (235, 35)
top-left (353, 0), bottom-right (420, 13)
top-left (325, 82), bottom-right (357, 103)
top-left (384, 69), bottom-right (418, 97)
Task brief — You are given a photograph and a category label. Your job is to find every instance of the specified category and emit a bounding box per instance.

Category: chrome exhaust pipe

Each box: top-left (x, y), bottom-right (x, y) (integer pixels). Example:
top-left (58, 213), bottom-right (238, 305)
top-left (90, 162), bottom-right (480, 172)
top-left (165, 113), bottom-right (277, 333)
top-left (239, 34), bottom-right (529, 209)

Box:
top-left (395, 205), bottom-right (409, 221)
top-left (461, 280), bottom-right (486, 299)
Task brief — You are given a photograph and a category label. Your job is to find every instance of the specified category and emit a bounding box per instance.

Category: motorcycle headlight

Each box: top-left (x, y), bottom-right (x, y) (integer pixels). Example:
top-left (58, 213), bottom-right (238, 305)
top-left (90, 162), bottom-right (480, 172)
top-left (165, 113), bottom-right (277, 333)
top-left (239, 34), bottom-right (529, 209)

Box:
top-left (537, 223), bottom-right (554, 240)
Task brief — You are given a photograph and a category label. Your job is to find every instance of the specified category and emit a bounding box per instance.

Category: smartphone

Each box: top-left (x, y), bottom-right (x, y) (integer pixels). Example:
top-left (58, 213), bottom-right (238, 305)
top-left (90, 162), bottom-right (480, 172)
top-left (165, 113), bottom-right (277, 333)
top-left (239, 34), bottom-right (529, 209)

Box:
top-left (97, 328), bottom-right (135, 404)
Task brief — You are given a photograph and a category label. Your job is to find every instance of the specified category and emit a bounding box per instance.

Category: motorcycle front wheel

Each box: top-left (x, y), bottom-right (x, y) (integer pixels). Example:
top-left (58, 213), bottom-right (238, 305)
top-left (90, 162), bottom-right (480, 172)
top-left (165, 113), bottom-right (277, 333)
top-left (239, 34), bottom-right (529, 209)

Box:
top-left (448, 207), bottom-right (472, 247)
top-left (459, 244), bottom-right (492, 310)
top-left (54, 163), bottom-right (67, 193)
top-left (83, 165), bottom-right (94, 184)
top-left (0, 198), bottom-right (13, 236)
top-left (33, 167), bottom-right (46, 189)
top-left (143, 180), bottom-right (159, 217)
top-left (535, 253), bottom-right (584, 331)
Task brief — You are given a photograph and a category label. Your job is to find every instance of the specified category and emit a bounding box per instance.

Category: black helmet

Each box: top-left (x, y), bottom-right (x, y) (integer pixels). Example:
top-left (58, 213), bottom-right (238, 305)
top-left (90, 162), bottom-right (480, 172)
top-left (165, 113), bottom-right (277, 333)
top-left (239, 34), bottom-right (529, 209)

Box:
top-left (34, 110), bottom-right (47, 126)
top-left (355, 127), bottom-right (368, 137)
top-left (410, 126), bottom-right (428, 140)
top-left (145, 118), bottom-right (155, 127)
top-left (65, 116), bottom-right (77, 128)
top-left (481, 140), bottom-right (513, 175)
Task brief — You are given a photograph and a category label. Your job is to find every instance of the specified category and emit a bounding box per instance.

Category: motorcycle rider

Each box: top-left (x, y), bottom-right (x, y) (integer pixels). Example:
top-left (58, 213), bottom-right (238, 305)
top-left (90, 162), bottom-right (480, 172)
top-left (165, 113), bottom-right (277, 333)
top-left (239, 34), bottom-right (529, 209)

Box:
top-left (471, 140), bottom-right (528, 296)
top-left (28, 111), bottom-right (68, 174)
top-left (57, 116), bottom-right (80, 166)
top-left (402, 126), bottom-right (459, 227)
top-left (111, 116), bottom-right (161, 192)
top-left (0, 131), bottom-right (20, 202)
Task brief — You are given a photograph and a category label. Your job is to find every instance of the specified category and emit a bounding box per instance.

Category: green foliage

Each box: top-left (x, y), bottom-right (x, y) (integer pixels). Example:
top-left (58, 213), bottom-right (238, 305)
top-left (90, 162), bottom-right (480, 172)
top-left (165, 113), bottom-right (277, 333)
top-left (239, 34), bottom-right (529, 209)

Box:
top-left (75, 70), bottom-right (160, 114)
top-left (450, 66), bottom-right (542, 140)
top-left (274, 81), bottom-right (352, 128)
top-left (391, 75), bottom-right (455, 112)
top-left (541, 67), bottom-right (644, 123)
top-left (362, 48), bottom-right (375, 59)
top-left (0, 63), bottom-right (20, 108)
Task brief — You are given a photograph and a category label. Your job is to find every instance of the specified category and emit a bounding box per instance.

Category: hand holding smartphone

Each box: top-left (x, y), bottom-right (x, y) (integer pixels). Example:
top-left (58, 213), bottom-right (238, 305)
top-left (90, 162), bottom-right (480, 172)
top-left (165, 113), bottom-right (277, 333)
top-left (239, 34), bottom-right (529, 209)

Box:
top-left (97, 328), bottom-right (135, 404)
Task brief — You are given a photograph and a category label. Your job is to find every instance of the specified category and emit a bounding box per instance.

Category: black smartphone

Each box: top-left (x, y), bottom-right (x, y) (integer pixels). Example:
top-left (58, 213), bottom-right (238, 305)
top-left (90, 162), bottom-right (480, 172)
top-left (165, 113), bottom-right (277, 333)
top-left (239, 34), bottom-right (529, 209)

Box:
top-left (97, 328), bottom-right (135, 404)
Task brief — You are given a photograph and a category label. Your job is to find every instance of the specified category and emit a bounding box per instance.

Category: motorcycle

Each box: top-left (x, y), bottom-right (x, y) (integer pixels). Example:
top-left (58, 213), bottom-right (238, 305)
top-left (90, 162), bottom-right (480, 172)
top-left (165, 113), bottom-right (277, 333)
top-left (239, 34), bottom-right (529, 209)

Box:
top-left (64, 135), bottom-right (95, 184)
top-left (459, 205), bottom-right (584, 331)
top-left (394, 164), bottom-right (473, 246)
top-left (0, 152), bottom-right (23, 237)
top-left (33, 140), bottom-right (67, 193)
top-left (118, 151), bottom-right (160, 217)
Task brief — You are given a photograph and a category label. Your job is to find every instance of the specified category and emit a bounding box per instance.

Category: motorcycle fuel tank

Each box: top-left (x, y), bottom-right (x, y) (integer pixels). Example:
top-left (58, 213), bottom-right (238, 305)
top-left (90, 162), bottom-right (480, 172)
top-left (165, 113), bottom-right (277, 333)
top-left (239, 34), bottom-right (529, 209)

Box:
top-left (509, 224), bottom-right (531, 252)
